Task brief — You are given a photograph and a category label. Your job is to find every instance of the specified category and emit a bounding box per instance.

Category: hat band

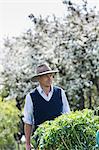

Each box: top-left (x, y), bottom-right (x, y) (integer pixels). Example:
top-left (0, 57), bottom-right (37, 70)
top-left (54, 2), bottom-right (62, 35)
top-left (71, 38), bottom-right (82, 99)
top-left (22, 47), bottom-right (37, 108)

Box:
top-left (37, 69), bottom-right (51, 74)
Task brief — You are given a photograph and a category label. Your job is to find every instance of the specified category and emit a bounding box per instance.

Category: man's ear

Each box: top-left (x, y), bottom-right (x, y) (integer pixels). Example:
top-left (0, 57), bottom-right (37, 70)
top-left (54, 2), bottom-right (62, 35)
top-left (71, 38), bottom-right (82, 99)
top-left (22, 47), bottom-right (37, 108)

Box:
top-left (51, 74), bottom-right (54, 78)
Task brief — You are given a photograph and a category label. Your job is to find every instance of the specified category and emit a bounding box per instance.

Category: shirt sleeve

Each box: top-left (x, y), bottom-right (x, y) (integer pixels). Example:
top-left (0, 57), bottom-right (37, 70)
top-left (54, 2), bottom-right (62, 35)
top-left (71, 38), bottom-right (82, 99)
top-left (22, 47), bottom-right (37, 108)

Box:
top-left (23, 93), bottom-right (34, 125)
top-left (61, 89), bottom-right (70, 114)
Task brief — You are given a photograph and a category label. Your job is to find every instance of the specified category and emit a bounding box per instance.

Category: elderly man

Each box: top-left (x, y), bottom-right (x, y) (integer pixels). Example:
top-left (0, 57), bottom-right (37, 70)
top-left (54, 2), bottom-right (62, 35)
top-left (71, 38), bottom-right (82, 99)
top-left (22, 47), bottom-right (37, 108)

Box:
top-left (23, 63), bottom-right (70, 150)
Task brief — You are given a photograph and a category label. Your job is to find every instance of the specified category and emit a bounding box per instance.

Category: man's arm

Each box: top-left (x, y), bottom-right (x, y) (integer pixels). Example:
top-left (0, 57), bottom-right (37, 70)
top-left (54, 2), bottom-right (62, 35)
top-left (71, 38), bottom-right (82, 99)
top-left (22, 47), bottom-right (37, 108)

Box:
top-left (24, 123), bottom-right (32, 150)
top-left (61, 89), bottom-right (70, 113)
top-left (23, 93), bottom-right (34, 150)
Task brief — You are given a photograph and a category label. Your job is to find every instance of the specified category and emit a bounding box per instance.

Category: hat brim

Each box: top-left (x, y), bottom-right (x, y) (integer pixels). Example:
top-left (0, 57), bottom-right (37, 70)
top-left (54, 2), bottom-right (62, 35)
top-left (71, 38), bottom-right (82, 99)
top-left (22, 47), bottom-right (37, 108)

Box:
top-left (31, 70), bottom-right (58, 82)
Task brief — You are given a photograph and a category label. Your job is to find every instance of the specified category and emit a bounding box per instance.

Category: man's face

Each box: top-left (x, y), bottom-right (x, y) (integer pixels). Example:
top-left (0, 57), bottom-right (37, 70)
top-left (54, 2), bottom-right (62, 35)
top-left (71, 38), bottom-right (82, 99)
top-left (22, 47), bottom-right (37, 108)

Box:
top-left (38, 73), bottom-right (53, 87)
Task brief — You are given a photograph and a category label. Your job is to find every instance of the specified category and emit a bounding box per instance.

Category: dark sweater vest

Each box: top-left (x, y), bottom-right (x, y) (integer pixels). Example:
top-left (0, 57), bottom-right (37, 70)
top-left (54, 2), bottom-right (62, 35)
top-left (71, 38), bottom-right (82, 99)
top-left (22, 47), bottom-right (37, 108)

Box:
top-left (30, 86), bottom-right (63, 127)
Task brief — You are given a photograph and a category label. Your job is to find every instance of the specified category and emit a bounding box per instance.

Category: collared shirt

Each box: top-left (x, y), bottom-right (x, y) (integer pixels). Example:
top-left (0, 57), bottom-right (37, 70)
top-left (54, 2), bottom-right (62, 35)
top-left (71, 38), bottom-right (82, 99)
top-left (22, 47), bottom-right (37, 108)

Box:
top-left (23, 85), bottom-right (70, 125)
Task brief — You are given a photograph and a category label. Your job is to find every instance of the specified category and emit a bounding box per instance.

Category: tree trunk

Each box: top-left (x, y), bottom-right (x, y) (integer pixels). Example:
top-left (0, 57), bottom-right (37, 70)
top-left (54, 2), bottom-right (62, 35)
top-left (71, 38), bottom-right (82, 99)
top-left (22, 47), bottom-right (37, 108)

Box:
top-left (88, 89), bottom-right (92, 109)
top-left (79, 89), bottom-right (85, 110)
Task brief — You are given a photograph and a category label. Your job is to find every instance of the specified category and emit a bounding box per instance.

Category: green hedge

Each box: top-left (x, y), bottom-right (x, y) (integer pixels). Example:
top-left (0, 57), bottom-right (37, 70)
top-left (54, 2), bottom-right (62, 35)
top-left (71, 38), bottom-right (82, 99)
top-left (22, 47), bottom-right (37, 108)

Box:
top-left (32, 109), bottom-right (99, 150)
top-left (0, 98), bottom-right (20, 150)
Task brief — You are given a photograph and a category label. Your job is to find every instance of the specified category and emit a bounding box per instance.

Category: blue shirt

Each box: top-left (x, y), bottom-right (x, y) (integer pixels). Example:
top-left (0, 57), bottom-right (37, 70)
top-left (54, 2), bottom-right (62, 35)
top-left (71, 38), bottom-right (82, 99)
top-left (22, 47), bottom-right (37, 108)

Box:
top-left (23, 85), bottom-right (70, 125)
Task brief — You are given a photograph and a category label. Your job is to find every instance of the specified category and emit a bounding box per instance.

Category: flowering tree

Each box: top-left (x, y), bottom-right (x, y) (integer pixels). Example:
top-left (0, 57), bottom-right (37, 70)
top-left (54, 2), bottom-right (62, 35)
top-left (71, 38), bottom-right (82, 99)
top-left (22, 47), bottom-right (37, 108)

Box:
top-left (55, 0), bottom-right (99, 110)
top-left (0, 0), bottom-right (99, 110)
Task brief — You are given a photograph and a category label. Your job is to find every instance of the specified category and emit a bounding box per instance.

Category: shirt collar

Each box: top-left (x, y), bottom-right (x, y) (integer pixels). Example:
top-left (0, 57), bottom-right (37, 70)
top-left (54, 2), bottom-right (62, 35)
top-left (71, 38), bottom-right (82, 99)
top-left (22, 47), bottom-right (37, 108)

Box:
top-left (37, 84), bottom-right (53, 94)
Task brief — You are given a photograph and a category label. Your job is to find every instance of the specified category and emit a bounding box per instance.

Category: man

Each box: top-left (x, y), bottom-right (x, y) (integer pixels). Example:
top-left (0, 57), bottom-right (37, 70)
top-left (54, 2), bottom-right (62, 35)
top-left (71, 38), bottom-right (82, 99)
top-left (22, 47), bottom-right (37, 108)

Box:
top-left (23, 63), bottom-right (70, 150)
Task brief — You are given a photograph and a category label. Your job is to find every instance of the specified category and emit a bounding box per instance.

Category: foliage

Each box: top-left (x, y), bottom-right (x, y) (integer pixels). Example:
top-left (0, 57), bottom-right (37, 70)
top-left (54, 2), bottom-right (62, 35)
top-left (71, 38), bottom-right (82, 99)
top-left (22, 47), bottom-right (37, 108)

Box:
top-left (32, 109), bottom-right (99, 150)
top-left (0, 97), bottom-right (20, 150)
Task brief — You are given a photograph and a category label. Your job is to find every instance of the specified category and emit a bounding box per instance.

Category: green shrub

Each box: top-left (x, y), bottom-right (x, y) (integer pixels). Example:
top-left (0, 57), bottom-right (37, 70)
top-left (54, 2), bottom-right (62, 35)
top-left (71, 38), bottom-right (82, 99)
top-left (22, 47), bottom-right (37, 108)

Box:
top-left (32, 109), bottom-right (99, 150)
top-left (0, 98), bottom-right (20, 150)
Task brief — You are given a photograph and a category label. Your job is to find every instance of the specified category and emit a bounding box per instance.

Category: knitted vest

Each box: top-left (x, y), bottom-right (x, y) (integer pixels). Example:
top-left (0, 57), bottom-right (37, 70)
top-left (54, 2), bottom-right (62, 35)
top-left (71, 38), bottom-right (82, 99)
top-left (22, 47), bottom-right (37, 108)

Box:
top-left (30, 86), bottom-right (63, 127)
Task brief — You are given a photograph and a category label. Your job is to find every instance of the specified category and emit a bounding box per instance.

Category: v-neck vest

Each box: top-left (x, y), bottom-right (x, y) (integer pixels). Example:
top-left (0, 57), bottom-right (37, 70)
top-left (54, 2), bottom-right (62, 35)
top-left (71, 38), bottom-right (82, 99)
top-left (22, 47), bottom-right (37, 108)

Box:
top-left (30, 86), bottom-right (63, 127)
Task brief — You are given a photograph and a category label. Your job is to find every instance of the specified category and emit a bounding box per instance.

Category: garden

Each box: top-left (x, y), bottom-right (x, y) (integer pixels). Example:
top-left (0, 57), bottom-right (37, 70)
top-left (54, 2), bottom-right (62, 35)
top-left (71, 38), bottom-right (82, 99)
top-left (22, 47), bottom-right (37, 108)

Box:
top-left (0, 0), bottom-right (99, 149)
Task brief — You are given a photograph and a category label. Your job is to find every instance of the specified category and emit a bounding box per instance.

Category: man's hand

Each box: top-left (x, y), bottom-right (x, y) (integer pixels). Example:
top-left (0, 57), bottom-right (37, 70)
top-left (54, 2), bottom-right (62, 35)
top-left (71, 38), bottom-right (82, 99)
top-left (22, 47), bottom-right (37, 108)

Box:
top-left (26, 143), bottom-right (34, 150)
top-left (26, 143), bottom-right (31, 150)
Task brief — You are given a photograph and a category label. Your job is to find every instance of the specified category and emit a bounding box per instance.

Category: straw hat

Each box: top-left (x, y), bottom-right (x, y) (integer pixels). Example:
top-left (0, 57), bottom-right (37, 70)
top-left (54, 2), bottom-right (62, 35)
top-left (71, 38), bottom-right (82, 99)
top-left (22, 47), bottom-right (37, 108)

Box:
top-left (31, 64), bottom-right (58, 82)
